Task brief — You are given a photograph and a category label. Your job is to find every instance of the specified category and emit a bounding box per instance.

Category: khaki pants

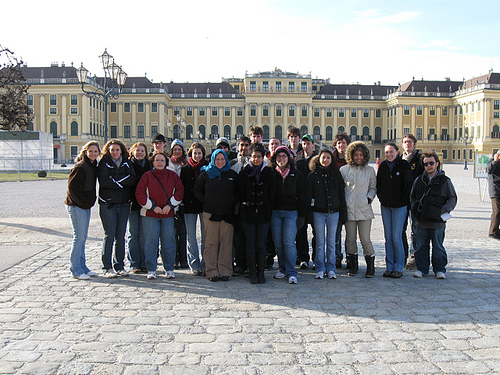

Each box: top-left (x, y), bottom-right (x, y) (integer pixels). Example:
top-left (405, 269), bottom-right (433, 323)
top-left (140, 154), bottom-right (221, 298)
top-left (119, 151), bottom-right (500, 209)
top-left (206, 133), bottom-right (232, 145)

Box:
top-left (345, 220), bottom-right (374, 256)
top-left (203, 212), bottom-right (234, 278)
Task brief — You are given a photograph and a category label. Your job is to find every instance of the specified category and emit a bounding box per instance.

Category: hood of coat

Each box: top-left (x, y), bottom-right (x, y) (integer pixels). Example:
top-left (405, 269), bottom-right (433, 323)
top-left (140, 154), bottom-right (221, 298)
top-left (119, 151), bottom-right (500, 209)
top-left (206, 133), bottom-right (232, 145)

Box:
top-left (345, 141), bottom-right (370, 167)
top-left (309, 151), bottom-right (337, 173)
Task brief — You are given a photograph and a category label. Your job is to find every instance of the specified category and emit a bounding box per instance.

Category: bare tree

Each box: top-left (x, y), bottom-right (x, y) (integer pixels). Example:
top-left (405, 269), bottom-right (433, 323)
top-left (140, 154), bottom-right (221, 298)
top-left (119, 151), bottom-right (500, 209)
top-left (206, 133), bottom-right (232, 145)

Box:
top-left (0, 45), bottom-right (33, 132)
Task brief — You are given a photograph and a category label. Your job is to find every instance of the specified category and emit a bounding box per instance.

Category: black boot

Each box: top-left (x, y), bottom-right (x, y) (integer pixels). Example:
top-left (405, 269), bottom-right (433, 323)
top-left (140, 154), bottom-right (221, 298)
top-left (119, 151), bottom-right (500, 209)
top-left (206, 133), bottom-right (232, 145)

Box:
top-left (347, 254), bottom-right (358, 276)
top-left (346, 254), bottom-right (352, 270)
top-left (257, 250), bottom-right (266, 284)
top-left (365, 255), bottom-right (375, 278)
top-left (247, 250), bottom-right (258, 284)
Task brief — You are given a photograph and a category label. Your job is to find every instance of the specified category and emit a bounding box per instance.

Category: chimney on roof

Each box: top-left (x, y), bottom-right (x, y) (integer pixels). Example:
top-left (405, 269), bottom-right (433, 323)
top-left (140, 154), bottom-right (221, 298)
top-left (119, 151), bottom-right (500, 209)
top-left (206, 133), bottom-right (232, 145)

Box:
top-left (61, 62), bottom-right (65, 67)
top-left (445, 77), bottom-right (450, 81)
top-left (51, 62), bottom-right (58, 67)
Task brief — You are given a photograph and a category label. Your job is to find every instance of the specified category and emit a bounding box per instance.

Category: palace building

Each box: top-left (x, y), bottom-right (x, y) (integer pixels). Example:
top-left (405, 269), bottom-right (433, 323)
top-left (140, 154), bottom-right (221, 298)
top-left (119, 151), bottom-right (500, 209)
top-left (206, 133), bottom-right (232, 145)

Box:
top-left (21, 65), bottom-right (500, 163)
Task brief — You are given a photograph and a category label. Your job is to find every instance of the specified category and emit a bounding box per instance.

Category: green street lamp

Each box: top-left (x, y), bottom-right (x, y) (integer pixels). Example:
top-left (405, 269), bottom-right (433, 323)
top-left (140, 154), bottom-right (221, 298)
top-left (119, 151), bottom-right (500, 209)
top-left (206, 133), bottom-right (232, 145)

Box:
top-left (76, 49), bottom-right (127, 143)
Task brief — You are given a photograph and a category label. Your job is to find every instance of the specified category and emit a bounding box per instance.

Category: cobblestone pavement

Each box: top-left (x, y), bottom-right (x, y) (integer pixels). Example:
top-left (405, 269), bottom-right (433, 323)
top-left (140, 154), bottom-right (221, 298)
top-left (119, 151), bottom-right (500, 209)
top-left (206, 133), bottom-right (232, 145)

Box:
top-left (0, 164), bottom-right (499, 374)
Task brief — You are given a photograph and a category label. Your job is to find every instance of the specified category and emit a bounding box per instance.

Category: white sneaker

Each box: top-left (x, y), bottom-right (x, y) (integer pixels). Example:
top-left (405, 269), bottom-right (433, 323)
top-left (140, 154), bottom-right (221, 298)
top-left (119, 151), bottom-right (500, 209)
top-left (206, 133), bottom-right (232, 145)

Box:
top-left (413, 271), bottom-right (424, 278)
top-left (315, 272), bottom-right (324, 279)
top-left (147, 271), bottom-right (156, 279)
top-left (116, 270), bottom-right (129, 277)
top-left (274, 271), bottom-right (286, 279)
top-left (86, 271), bottom-right (97, 277)
top-left (166, 271), bottom-right (175, 279)
top-left (288, 276), bottom-right (298, 284)
top-left (75, 273), bottom-right (90, 280)
top-left (327, 271), bottom-right (337, 279)
top-left (435, 272), bottom-right (446, 279)
top-left (103, 270), bottom-right (117, 278)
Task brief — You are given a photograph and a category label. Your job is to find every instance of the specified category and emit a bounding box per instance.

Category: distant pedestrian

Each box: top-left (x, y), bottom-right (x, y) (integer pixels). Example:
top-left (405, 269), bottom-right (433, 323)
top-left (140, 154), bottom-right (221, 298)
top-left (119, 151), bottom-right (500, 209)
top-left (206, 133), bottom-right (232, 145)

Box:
top-left (65, 141), bottom-right (100, 280)
top-left (98, 140), bottom-right (136, 278)
top-left (486, 150), bottom-right (500, 239)
top-left (411, 152), bottom-right (457, 279)
top-left (377, 143), bottom-right (412, 278)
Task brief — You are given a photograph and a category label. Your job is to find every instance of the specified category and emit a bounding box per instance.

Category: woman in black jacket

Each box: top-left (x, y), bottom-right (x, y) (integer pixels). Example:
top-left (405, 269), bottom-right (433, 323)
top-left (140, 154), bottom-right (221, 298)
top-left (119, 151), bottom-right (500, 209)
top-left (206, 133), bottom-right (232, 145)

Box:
top-left (270, 146), bottom-right (307, 284)
top-left (194, 150), bottom-right (239, 282)
top-left (65, 141), bottom-right (100, 280)
top-left (239, 144), bottom-right (275, 284)
top-left (98, 139), bottom-right (136, 278)
top-left (180, 142), bottom-right (208, 276)
top-left (127, 142), bottom-right (151, 274)
top-left (376, 143), bottom-right (412, 278)
top-left (307, 149), bottom-right (347, 280)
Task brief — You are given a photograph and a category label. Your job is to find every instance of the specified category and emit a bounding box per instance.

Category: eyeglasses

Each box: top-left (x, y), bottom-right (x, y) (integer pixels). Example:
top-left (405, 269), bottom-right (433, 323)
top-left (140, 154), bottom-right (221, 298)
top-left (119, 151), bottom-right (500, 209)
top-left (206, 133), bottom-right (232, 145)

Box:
top-left (423, 161), bottom-right (435, 167)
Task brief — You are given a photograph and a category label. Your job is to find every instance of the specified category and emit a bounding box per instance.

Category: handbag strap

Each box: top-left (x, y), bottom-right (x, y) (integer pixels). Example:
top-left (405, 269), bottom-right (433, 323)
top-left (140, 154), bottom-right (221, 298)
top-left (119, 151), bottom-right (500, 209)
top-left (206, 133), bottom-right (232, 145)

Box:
top-left (151, 171), bottom-right (171, 203)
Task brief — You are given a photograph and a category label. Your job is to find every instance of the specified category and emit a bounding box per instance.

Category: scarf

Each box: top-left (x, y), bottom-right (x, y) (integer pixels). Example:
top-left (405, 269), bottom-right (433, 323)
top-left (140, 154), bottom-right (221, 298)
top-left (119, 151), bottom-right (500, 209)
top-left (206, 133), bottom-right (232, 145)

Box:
top-left (403, 149), bottom-right (417, 163)
top-left (276, 165), bottom-right (290, 180)
top-left (170, 154), bottom-right (187, 166)
top-left (202, 149), bottom-right (231, 179)
top-left (189, 157), bottom-right (206, 179)
top-left (111, 155), bottom-right (122, 168)
top-left (248, 162), bottom-right (264, 181)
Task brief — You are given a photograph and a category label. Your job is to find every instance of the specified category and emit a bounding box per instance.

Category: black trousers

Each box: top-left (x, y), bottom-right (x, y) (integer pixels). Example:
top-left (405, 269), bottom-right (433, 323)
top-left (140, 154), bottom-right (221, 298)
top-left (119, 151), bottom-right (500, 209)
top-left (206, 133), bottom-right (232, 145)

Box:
top-left (490, 198), bottom-right (500, 237)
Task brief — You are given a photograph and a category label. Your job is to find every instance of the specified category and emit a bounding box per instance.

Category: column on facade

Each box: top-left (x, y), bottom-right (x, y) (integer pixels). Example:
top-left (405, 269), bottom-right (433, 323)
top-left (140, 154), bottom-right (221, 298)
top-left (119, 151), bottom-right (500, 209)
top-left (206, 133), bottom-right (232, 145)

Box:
top-left (411, 105), bottom-right (416, 136)
top-left (283, 103), bottom-right (288, 131)
top-left (270, 103), bottom-right (275, 136)
top-left (396, 104), bottom-right (402, 141)
top-left (437, 106), bottom-right (441, 140)
top-left (219, 106), bottom-right (223, 139)
top-left (484, 99), bottom-right (491, 138)
top-left (206, 105), bottom-right (212, 139)
top-left (159, 102), bottom-right (165, 137)
top-left (81, 95), bottom-right (90, 136)
top-left (61, 94), bottom-right (67, 136)
top-left (231, 107), bottom-right (236, 142)
top-left (357, 107), bottom-right (362, 140)
top-left (193, 106), bottom-right (198, 138)
top-left (295, 103), bottom-right (300, 130)
top-left (131, 102), bottom-right (137, 138)
top-left (333, 108), bottom-right (338, 133)
top-left (257, 103), bottom-right (262, 126)
top-left (118, 102), bottom-right (123, 137)
top-left (423, 105), bottom-right (429, 140)
top-left (308, 103), bottom-right (313, 131)
top-left (244, 103), bottom-right (250, 135)
top-left (145, 102), bottom-right (150, 138)
top-left (370, 108), bottom-right (375, 140)
top-left (39, 94), bottom-right (46, 132)
top-left (320, 107), bottom-right (326, 141)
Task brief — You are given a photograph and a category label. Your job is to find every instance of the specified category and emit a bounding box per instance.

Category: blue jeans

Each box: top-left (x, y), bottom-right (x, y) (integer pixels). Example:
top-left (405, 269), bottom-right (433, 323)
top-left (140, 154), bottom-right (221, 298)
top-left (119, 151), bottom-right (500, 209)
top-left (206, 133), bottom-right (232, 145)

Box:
top-left (415, 227), bottom-right (447, 274)
top-left (185, 213), bottom-right (205, 271)
top-left (271, 210), bottom-right (298, 277)
top-left (143, 216), bottom-right (176, 272)
top-left (381, 205), bottom-right (407, 272)
top-left (127, 210), bottom-right (146, 270)
top-left (66, 205), bottom-right (91, 277)
top-left (99, 203), bottom-right (130, 271)
top-left (313, 212), bottom-right (339, 274)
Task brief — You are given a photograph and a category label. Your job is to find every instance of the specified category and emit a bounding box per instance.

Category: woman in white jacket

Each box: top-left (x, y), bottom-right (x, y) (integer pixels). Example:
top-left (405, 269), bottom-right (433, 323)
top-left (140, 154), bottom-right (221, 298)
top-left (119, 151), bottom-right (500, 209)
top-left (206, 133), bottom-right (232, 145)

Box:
top-left (340, 141), bottom-right (377, 278)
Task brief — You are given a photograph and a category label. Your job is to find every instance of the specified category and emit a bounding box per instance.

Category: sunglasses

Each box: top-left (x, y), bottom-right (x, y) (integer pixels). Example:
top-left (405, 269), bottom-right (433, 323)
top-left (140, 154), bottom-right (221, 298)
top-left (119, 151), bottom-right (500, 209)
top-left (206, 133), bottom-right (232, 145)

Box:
top-left (423, 161), bottom-right (435, 167)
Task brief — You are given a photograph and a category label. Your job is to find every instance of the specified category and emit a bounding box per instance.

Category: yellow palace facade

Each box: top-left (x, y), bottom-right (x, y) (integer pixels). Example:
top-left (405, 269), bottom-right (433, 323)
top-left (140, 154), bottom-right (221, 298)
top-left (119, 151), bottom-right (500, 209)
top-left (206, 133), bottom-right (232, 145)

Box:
top-left (21, 65), bottom-right (500, 162)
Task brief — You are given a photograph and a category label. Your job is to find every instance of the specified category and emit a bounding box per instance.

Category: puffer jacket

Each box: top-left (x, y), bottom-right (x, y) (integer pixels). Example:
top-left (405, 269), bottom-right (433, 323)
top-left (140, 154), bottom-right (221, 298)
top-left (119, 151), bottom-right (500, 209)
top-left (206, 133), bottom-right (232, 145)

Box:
top-left (98, 154), bottom-right (136, 205)
top-left (340, 142), bottom-right (376, 221)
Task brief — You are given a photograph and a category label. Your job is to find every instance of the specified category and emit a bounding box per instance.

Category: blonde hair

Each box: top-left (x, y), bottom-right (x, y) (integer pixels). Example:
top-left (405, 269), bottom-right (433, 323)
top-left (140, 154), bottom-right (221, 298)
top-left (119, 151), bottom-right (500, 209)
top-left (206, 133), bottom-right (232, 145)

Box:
top-left (129, 142), bottom-right (149, 160)
top-left (76, 141), bottom-right (100, 162)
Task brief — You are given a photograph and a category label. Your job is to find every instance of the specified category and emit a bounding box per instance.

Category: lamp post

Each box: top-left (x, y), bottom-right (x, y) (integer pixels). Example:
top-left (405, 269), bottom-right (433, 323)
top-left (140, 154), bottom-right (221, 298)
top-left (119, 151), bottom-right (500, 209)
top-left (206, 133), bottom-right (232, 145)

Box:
top-left (166, 114), bottom-right (187, 142)
top-left (76, 49), bottom-right (127, 143)
top-left (460, 132), bottom-right (472, 170)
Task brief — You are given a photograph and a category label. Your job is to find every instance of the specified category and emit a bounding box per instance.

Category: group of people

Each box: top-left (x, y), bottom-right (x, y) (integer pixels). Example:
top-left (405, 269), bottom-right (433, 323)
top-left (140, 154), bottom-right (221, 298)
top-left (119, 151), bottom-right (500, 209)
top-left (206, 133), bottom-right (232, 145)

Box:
top-left (65, 125), bottom-right (459, 284)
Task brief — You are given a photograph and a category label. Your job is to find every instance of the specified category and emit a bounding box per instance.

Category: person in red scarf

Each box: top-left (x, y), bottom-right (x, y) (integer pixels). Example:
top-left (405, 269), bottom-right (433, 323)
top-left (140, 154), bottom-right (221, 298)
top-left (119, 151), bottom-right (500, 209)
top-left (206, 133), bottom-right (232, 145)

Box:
top-left (180, 143), bottom-right (209, 276)
top-left (167, 139), bottom-right (189, 268)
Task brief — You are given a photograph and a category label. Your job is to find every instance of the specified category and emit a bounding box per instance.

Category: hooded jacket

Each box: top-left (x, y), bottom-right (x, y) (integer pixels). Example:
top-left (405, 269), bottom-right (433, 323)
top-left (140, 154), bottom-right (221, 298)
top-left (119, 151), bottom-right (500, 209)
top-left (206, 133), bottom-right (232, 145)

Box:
top-left (376, 155), bottom-right (412, 208)
top-left (340, 142), bottom-right (377, 221)
top-left (307, 155), bottom-right (347, 223)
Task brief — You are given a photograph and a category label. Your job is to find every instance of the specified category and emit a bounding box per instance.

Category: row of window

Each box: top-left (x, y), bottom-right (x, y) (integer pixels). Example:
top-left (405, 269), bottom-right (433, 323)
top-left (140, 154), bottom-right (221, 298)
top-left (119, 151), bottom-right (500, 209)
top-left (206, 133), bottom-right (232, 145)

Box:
top-left (249, 81), bottom-right (310, 93)
top-left (110, 102), bottom-right (159, 113)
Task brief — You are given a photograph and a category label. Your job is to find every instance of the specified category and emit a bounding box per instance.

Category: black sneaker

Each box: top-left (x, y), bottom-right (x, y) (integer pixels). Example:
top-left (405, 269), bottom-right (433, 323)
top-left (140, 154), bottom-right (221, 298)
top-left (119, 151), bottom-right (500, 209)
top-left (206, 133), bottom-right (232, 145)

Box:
top-left (299, 261), bottom-right (308, 270)
top-left (220, 275), bottom-right (230, 282)
top-left (209, 276), bottom-right (220, 282)
top-left (232, 267), bottom-right (243, 276)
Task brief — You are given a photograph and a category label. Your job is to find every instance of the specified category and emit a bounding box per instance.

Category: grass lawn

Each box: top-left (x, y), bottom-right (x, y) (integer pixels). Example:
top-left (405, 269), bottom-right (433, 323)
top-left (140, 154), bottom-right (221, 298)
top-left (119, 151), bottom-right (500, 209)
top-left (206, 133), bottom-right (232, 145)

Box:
top-left (0, 172), bottom-right (70, 182)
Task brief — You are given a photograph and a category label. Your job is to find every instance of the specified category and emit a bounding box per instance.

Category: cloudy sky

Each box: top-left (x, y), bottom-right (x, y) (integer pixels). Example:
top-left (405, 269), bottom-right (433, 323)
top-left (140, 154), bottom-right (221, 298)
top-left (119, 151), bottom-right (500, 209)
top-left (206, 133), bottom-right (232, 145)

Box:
top-left (2, 0), bottom-right (499, 86)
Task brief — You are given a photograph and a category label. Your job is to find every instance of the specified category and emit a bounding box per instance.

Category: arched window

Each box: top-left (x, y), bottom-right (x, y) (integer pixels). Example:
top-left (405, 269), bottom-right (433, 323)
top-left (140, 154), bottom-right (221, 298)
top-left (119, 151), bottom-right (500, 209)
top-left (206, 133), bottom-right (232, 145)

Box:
top-left (275, 125), bottom-right (283, 140)
top-left (301, 125), bottom-right (308, 135)
top-left (326, 126), bottom-right (333, 141)
top-left (71, 121), bottom-right (78, 136)
top-left (338, 126), bottom-right (345, 134)
top-left (211, 125), bottom-right (219, 139)
top-left (263, 125), bottom-right (270, 141)
top-left (375, 126), bottom-right (382, 143)
top-left (50, 121), bottom-right (57, 137)
top-left (363, 126), bottom-right (370, 136)
top-left (173, 124), bottom-right (181, 140)
top-left (493, 125), bottom-right (499, 133)
top-left (186, 125), bottom-right (193, 139)
top-left (236, 125), bottom-right (244, 137)
top-left (224, 125), bottom-right (231, 139)
top-left (198, 125), bottom-right (206, 139)
top-left (313, 126), bottom-right (320, 141)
